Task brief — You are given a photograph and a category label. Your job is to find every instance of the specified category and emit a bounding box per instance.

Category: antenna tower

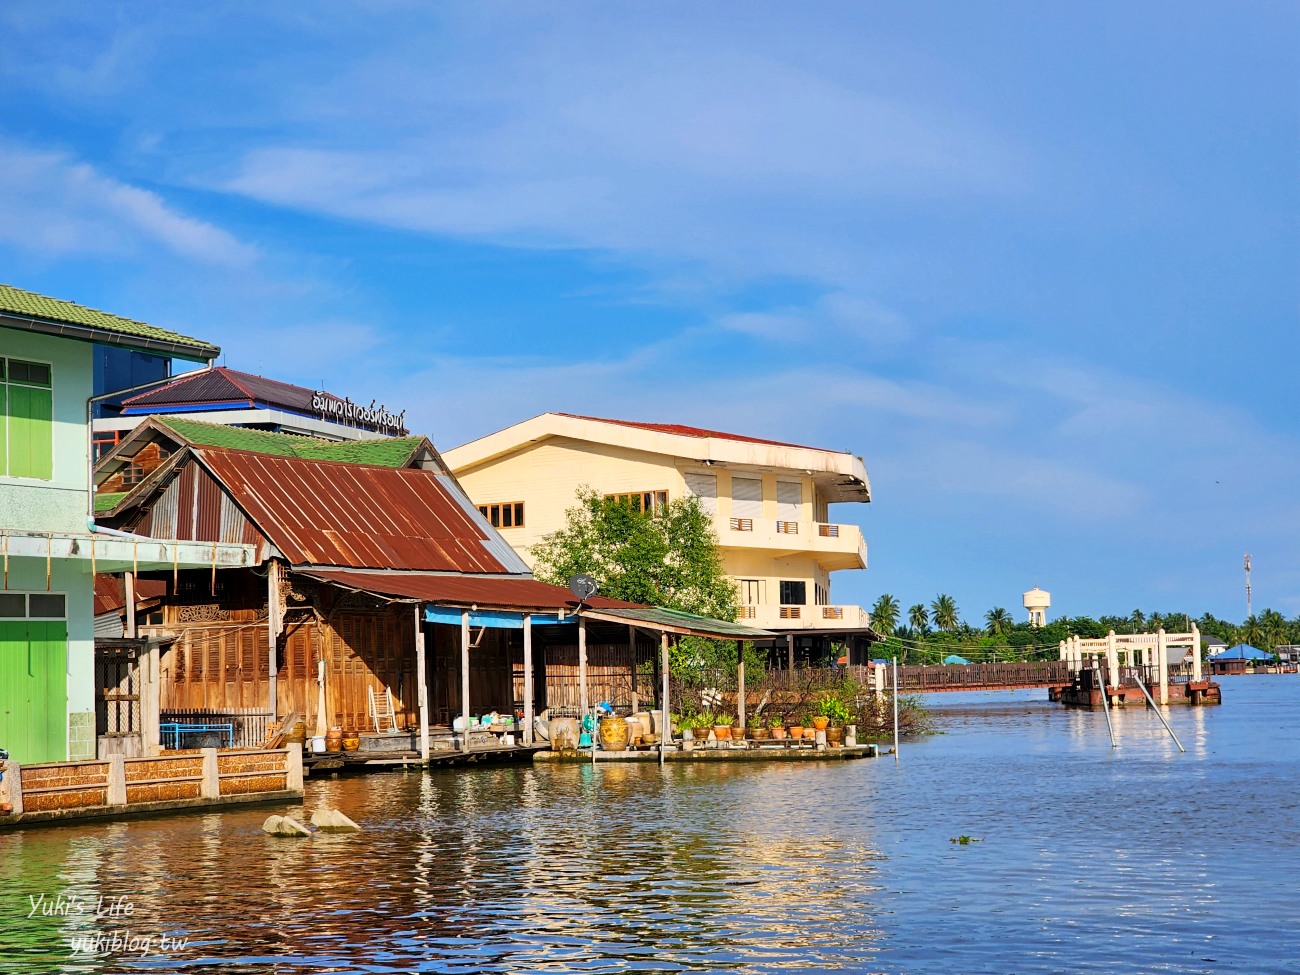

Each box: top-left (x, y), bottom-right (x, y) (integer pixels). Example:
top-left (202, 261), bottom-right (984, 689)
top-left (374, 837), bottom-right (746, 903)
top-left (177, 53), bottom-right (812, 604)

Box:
top-left (1244, 553), bottom-right (1252, 619)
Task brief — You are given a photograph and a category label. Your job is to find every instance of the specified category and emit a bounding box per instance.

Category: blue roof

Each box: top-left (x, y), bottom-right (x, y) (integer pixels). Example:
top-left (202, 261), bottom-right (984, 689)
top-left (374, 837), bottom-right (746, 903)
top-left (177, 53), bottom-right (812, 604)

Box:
top-left (1220, 644), bottom-right (1273, 660)
top-left (943, 654), bottom-right (970, 665)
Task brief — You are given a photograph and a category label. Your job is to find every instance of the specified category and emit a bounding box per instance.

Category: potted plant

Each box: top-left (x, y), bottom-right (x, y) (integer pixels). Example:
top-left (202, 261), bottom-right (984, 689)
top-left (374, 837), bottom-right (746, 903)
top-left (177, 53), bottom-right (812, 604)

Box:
top-left (787, 719), bottom-right (805, 742)
top-left (751, 719), bottom-right (771, 740)
top-left (802, 716), bottom-right (818, 740)
top-left (714, 714), bottom-right (734, 741)
top-left (769, 715), bottom-right (787, 740)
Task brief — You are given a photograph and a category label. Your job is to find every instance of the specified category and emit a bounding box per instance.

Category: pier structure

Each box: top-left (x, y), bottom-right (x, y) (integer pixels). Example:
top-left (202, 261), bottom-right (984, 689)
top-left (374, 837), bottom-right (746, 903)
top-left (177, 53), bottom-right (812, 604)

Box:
top-left (1055, 627), bottom-right (1220, 708)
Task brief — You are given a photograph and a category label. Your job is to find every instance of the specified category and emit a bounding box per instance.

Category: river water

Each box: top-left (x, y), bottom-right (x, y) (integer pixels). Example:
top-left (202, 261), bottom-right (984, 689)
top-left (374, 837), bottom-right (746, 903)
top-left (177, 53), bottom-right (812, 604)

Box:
top-left (2, 674), bottom-right (1296, 975)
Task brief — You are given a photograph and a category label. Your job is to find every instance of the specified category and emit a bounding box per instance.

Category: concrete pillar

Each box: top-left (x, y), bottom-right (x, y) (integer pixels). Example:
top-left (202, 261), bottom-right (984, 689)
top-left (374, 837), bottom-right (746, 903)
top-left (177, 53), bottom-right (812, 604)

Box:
top-left (1106, 631), bottom-right (1119, 691)
top-left (107, 755), bottom-right (127, 806)
top-left (659, 632), bottom-right (671, 766)
top-left (124, 571), bottom-right (137, 638)
top-left (285, 743), bottom-right (304, 793)
top-left (3, 762), bottom-right (24, 816)
top-left (1157, 628), bottom-right (1169, 705)
top-left (787, 633), bottom-right (795, 671)
top-left (578, 615), bottom-right (589, 716)
top-left (414, 606), bottom-right (430, 762)
top-left (523, 615), bottom-right (535, 745)
top-left (200, 747), bottom-right (220, 799)
top-left (1190, 623), bottom-right (1203, 682)
top-left (461, 611), bottom-right (471, 754)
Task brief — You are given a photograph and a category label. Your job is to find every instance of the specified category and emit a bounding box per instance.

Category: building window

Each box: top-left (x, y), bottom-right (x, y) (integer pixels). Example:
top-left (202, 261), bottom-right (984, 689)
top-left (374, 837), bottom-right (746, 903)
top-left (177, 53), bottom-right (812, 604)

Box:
top-left (478, 502), bottom-right (525, 529)
top-left (740, 579), bottom-right (766, 605)
top-left (121, 462), bottom-right (145, 486)
top-left (779, 580), bottom-right (807, 605)
top-left (815, 583), bottom-right (829, 606)
top-left (1, 357), bottom-right (54, 480)
top-left (0, 591), bottom-right (67, 619)
top-left (606, 490), bottom-right (668, 515)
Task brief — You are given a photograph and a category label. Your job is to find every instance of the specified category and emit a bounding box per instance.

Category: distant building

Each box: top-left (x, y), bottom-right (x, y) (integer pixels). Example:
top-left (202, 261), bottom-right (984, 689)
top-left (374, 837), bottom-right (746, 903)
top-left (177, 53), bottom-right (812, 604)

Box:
top-left (92, 365), bottom-right (409, 460)
top-left (1274, 644), bottom-right (1300, 665)
top-left (444, 412), bottom-right (879, 664)
top-left (1023, 587), bottom-right (1051, 626)
top-left (1202, 634), bottom-right (1229, 657)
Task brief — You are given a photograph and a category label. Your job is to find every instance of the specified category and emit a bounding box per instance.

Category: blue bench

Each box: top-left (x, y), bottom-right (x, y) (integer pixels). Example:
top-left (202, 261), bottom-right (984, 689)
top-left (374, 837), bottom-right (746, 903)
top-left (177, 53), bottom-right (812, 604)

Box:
top-left (159, 722), bottom-right (234, 750)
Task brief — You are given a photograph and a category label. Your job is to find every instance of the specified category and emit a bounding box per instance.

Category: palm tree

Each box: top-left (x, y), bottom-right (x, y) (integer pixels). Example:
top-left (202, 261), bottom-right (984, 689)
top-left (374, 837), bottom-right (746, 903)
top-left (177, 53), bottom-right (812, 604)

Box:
top-left (870, 594), bottom-right (901, 635)
top-left (1241, 615), bottom-right (1264, 648)
top-left (908, 603), bottom-right (930, 634)
top-left (985, 607), bottom-right (1013, 637)
top-left (931, 593), bottom-right (959, 632)
top-left (1259, 608), bottom-right (1287, 649)
top-left (1130, 609), bottom-right (1146, 632)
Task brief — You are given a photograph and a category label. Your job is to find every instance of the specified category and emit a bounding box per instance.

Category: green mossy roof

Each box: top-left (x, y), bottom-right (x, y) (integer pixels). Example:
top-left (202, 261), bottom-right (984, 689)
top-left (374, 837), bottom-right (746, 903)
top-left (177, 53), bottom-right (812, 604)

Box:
top-left (160, 417), bottom-right (423, 467)
top-left (0, 284), bottom-right (219, 355)
top-left (94, 492), bottom-right (128, 513)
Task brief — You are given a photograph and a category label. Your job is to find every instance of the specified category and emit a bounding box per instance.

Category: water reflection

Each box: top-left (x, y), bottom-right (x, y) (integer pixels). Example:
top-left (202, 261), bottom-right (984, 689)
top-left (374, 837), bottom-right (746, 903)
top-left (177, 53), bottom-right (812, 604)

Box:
top-left (1, 678), bottom-right (1296, 974)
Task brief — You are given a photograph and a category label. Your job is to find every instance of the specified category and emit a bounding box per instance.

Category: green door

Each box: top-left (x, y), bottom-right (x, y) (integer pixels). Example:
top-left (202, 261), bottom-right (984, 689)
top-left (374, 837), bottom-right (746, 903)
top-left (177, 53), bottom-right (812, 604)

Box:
top-left (0, 619), bottom-right (68, 764)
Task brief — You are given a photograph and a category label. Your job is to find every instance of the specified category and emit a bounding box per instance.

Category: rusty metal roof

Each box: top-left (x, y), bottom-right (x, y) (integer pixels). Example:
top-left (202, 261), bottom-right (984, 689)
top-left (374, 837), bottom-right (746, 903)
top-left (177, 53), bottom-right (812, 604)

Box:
top-left (196, 448), bottom-right (530, 574)
top-left (300, 569), bottom-right (638, 613)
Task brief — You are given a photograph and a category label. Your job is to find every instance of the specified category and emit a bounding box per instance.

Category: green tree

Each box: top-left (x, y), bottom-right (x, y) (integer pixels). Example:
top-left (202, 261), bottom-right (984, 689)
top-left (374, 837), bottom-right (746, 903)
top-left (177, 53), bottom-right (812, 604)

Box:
top-left (1241, 615), bottom-right (1264, 649)
top-left (984, 607), bottom-right (1013, 637)
top-left (931, 593), bottom-right (959, 632)
top-left (908, 603), bottom-right (930, 634)
top-left (531, 486), bottom-right (736, 620)
top-left (1259, 608), bottom-right (1287, 649)
top-left (1130, 609), bottom-right (1146, 632)
top-left (870, 594), bottom-right (901, 635)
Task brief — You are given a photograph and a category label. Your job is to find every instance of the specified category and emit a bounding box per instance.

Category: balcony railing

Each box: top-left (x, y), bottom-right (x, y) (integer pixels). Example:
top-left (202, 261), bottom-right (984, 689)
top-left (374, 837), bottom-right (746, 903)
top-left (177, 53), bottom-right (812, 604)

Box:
top-left (738, 605), bottom-right (757, 619)
top-left (822, 606), bottom-right (844, 620)
top-left (729, 518), bottom-right (754, 532)
top-left (776, 521), bottom-right (798, 534)
top-left (817, 523), bottom-right (840, 537)
top-left (779, 606), bottom-right (801, 620)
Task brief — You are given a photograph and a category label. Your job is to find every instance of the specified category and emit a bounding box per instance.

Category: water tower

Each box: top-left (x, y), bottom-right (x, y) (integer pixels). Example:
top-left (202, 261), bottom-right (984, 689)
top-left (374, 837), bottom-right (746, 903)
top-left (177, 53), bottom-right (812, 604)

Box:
top-left (1023, 587), bottom-right (1050, 627)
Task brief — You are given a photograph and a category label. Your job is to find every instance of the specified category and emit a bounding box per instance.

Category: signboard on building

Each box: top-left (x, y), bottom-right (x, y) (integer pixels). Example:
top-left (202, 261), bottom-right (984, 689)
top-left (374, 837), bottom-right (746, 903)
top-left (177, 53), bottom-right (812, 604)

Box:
top-left (311, 391), bottom-right (407, 435)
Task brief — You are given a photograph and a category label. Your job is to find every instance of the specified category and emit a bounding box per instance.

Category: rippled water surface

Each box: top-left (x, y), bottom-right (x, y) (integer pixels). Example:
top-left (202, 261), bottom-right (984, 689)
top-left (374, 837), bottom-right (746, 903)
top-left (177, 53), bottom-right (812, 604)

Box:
top-left (2, 674), bottom-right (1297, 974)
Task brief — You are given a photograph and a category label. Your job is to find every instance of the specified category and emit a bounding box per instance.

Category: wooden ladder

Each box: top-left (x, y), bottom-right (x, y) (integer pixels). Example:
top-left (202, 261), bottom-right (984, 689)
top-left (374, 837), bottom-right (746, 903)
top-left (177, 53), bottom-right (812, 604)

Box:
top-left (368, 686), bottom-right (398, 734)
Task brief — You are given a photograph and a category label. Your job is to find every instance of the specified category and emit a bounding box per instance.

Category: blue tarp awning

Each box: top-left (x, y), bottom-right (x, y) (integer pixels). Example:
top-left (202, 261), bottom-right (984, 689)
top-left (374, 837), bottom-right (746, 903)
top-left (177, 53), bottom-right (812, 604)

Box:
top-left (943, 654), bottom-right (970, 665)
top-left (1219, 643), bottom-right (1273, 661)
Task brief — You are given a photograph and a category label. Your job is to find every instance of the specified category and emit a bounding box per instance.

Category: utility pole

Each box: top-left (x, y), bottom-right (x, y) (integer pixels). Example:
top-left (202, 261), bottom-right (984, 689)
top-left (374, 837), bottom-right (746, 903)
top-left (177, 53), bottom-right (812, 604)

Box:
top-left (1244, 553), bottom-right (1253, 619)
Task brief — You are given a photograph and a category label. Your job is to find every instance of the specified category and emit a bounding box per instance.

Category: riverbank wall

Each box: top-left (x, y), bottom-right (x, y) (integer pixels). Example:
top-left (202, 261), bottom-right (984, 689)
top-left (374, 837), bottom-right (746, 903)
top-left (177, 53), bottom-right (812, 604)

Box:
top-left (0, 745), bottom-right (303, 830)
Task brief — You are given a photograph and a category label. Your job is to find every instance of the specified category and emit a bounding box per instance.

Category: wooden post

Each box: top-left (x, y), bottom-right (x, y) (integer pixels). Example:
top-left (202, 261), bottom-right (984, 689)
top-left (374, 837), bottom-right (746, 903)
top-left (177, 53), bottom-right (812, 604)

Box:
top-left (735, 640), bottom-right (745, 731)
top-left (461, 610), bottom-right (471, 754)
top-left (266, 561), bottom-right (280, 719)
top-left (628, 624), bottom-right (639, 713)
top-left (1190, 623), bottom-right (1203, 682)
top-left (659, 632), bottom-right (670, 766)
top-left (787, 633), bottom-right (795, 671)
top-left (124, 571), bottom-right (137, 638)
top-left (147, 642), bottom-right (161, 753)
top-left (523, 614), bottom-right (534, 745)
top-left (1157, 628), bottom-right (1169, 705)
top-left (578, 614), bottom-right (589, 716)
top-left (651, 636), bottom-right (661, 708)
top-left (415, 605), bottom-right (429, 763)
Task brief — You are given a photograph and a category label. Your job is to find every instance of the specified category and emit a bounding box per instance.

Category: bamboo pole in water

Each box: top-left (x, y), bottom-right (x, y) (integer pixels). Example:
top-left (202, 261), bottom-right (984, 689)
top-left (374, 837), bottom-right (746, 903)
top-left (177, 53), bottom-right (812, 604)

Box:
top-left (1097, 665), bottom-right (1117, 749)
top-left (892, 656), bottom-right (900, 764)
top-left (1133, 675), bottom-right (1185, 753)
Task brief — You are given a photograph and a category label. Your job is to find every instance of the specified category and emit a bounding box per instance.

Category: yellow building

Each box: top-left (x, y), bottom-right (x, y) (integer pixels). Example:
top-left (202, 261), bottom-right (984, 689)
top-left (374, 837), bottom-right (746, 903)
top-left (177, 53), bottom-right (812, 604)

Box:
top-left (443, 413), bottom-right (877, 663)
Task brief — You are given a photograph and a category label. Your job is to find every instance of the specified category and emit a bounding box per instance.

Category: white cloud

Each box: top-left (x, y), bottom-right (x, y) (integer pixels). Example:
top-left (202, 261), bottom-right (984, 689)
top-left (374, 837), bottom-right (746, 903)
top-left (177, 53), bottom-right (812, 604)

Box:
top-left (0, 145), bottom-right (257, 266)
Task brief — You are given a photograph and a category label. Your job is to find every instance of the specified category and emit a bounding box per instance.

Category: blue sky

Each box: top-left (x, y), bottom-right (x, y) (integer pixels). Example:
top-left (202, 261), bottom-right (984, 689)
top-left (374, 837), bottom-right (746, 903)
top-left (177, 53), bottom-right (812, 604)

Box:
top-left (2, 3), bottom-right (1296, 623)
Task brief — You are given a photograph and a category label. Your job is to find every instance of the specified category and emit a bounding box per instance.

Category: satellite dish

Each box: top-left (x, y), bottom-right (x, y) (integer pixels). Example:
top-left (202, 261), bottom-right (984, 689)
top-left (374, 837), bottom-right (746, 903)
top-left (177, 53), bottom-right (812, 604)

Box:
top-left (569, 574), bottom-right (599, 602)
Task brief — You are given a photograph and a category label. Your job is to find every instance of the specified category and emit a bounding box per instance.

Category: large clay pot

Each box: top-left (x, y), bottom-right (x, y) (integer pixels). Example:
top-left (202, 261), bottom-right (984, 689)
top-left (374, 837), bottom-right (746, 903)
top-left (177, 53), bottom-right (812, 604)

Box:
top-left (811, 716), bottom-right (831, 731)
top-left (325, 727), bottom-right (344, 753)
top-left (550, 717), bottom-right (580, 751)
top-left (771, 727), bottom-right (787, 740)
top-left (826, 726), bottom-right (844, 746)
top-left (714, 725), bottom-right (732, 741)
top-left (803, 727), bottom-right (817, 741)
top-left (284, 721), bottom-right (307, 745)
top-left (787, 726), bottom-right (804, 741)
top-left (752, 726), bottom-right (771, 740)
top-left (599, 715), bottom-right (630, 751)
top-left (341, 730), bottom-right (361, 751)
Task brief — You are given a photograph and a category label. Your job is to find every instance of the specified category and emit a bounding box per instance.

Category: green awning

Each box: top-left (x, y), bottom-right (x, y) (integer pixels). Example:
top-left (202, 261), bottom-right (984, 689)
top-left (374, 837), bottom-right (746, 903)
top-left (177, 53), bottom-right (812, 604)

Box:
top-left (578, 606), bottom-right (774, 641)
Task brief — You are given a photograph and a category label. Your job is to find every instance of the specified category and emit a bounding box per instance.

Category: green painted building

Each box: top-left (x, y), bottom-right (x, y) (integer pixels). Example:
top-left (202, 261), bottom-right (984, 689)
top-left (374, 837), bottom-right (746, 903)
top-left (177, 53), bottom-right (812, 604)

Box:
top-left (0, 285), bottom-right (254, 764)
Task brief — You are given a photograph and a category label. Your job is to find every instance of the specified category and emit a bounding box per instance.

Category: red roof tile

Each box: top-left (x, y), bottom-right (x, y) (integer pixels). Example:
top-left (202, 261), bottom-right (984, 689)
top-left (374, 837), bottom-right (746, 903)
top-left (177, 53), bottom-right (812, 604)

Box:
top-left (196, 449), bottom-right (517, 573)
top-left (555, 413), bottom-right (822, 450)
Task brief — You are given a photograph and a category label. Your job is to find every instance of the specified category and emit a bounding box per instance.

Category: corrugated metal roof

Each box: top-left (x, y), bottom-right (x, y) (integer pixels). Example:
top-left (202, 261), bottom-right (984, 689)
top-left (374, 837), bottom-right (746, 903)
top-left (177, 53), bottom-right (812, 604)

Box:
top-left (123, 367), bottom-right (307, 411)
top-left (577, 606), bottom-right (775, 640)
top-left (197, 448), bottom-right (528, 573)
top-left (93, 574), bottom-right (166, 616)
top-left (300, 569), bottom-right (637, 612)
